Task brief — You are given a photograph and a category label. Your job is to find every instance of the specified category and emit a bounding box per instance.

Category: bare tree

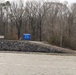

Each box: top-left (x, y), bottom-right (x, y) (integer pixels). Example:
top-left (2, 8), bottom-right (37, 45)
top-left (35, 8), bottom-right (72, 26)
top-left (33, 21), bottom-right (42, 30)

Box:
top-left (10, 0), bottom-right (24, 39)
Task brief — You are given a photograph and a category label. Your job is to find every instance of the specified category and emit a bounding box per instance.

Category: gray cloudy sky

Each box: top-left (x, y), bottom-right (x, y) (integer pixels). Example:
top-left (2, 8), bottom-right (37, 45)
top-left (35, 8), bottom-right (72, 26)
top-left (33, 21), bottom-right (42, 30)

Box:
top-left (61, 0), bottom-right (76, 3)
top-left (0, 0), bottom-right (76, 3)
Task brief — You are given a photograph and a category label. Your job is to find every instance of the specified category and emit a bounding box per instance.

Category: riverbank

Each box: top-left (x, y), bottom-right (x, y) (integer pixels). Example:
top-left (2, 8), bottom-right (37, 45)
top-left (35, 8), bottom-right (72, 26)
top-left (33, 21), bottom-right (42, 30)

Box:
top-left (0, 40), bottom-right (75, 54)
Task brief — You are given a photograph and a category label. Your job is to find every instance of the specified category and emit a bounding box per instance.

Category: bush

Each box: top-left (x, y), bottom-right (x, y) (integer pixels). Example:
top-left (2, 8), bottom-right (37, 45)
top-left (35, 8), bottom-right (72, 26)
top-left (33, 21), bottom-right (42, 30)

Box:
top-left (47, 35), bottom-right (60, 46)
top-left (62, 36), bottom-right (71, 48)
top-left (47, 35), bottom-right (76, 50)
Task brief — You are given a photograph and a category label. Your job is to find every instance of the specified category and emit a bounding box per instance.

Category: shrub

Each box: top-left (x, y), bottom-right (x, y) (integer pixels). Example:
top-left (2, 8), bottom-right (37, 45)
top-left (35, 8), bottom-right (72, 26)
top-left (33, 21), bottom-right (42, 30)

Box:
top-left (62, 36), bottom-right (71, 48)
top-left (47, 35), bottom-right (60, 46)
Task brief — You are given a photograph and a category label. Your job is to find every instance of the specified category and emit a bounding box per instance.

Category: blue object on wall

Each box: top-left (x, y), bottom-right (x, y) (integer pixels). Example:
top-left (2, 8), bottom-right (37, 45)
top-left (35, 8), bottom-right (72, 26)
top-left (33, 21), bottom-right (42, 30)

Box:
top-left (23, 34), bottom-right (31, 40)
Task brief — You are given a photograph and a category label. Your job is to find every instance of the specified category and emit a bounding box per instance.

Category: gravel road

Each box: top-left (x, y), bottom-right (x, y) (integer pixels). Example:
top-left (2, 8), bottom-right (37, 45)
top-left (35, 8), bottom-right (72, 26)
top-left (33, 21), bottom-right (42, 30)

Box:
top-left (0, 52), bottom-right (76, 75)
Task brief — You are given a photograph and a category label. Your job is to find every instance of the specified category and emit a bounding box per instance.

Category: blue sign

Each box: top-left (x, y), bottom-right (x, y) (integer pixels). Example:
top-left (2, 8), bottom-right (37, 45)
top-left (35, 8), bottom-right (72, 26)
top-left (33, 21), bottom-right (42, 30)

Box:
top-left (23, 34), bottom-right (31, 40)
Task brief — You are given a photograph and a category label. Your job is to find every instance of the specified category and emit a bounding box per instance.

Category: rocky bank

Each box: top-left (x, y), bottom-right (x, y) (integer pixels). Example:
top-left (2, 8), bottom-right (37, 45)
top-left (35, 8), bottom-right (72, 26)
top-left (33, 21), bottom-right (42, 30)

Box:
top-left (0, 40), bottom-right (75, 54)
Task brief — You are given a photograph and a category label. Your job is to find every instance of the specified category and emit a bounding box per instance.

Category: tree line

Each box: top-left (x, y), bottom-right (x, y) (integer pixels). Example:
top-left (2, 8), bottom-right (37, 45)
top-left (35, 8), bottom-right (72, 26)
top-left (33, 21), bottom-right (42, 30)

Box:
top-left (0, 0), bottom-right (76, 50)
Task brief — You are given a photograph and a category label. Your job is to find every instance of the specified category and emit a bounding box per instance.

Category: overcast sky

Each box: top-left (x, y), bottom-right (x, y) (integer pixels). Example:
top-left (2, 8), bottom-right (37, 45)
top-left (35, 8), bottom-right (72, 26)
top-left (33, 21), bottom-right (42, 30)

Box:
top-left (61, 0), bottom-right (76, 3)
top-left (0, 0), bottom-right (76, 4)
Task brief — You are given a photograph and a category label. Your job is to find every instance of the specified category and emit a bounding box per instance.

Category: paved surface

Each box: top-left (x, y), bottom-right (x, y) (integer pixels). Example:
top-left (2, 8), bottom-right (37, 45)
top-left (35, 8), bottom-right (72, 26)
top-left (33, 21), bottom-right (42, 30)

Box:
top-left (0, 52), bottom-right (76, 75)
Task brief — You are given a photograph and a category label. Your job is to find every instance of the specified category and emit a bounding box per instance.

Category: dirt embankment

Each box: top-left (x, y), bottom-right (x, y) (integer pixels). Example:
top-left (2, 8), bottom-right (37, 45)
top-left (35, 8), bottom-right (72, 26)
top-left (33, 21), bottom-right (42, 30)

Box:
top-left (0, 40), bottom-right (76, 54)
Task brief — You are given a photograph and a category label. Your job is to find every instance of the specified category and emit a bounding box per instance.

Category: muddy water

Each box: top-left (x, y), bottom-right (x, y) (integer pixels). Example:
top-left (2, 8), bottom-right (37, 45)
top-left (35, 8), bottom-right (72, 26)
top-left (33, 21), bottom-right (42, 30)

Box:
top-left (0, 52), bottom-right (76, 75)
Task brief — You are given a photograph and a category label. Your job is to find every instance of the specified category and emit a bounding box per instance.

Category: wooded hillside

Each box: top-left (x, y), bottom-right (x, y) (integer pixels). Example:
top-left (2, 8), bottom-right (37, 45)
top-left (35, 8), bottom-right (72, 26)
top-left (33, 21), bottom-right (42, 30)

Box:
top-left (0, 0), bottom-right (76, 50)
